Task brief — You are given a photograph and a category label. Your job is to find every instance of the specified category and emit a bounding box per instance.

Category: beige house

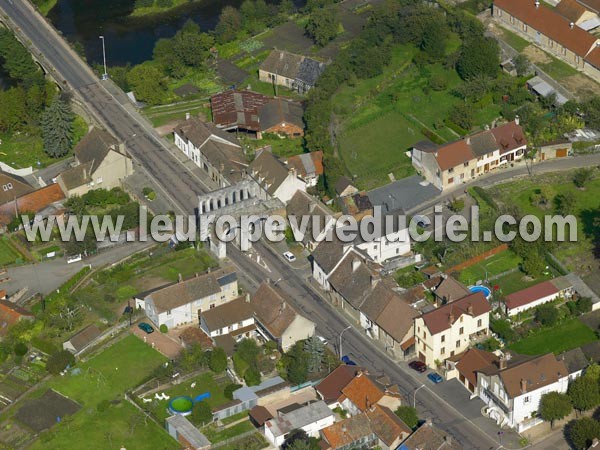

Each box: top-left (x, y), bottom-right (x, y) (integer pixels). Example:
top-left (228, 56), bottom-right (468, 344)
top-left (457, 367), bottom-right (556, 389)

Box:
top-left (414, 292), bottom-right (491, 368)
top-left (537, 138), bottom-right (572, 161)
top-left (411, 120), bottom-right (526, 190)
top-left (57, 128), bottom-right (133, 198)
top-left (250, 280), bottom-right (315, 351)
top-left (493, 0), bottom-right (600, 82)
top-left (259, 50), bottom-right (326, 94)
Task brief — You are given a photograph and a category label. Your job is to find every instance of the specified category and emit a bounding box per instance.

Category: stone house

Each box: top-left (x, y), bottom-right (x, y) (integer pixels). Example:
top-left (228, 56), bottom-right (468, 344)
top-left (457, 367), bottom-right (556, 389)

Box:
top-left (259, 50), bottom-right (325, 94)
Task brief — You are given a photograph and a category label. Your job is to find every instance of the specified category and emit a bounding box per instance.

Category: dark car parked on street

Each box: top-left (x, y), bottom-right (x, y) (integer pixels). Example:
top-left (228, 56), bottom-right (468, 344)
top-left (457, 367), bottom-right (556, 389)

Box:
top-left (409, 360), bottom-right (427, 373)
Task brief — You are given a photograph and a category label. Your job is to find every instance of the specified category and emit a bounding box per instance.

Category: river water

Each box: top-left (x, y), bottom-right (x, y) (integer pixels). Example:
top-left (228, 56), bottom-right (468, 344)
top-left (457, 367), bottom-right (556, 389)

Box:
top-left (47, 0), bottom-right (245, 66)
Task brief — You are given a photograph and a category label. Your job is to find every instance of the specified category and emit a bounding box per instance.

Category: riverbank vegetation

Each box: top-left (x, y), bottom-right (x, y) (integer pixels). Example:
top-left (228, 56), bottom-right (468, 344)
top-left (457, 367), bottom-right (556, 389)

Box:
top-left (131, 0), bottom-right (201, 18)
top-left (31, 0), bottom-right (57, 16)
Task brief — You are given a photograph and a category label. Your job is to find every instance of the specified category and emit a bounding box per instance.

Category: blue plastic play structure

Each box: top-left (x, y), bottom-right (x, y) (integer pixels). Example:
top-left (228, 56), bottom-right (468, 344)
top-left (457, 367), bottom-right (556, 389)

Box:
top-left (194, 392), bottom-right (211, 403)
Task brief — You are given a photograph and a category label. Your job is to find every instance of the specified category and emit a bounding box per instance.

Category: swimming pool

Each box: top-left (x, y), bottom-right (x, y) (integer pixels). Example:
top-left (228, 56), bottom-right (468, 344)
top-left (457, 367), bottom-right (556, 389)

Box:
top-left (469, 285), bottom-right (492, 298)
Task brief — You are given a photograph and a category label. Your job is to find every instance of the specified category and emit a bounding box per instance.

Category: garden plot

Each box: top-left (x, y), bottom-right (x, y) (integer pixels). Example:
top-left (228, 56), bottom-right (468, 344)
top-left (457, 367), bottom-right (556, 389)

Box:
top-left (14, 389), bottom-right (80, 432)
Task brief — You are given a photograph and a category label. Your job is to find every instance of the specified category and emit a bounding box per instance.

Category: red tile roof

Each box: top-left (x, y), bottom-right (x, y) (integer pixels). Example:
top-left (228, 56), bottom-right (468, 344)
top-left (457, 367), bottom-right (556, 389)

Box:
top-left (421, 292), bottom-right (490, 335)
top-left (455, 348), bottom-right (499, 388)
top-left (585, 46), bottom-right (600, 69)
top-left (0, 300), bottom-right (34, 336)
top-left (504, 280), bottom-right (560, 311)
top-left (489, 121), bottom-right (527, 155)
top-left (494, 0), bottom-right (597, 57)
top-left (316, 365), bottom-right (360, 404)
top-left (435, 139), bottom-right (474, 171)
top-left (341, 372), bottom-right (385, 412)
top-left (556, 0), bottom-right (588, 22)
top-left (0, 183), bottom-right (65, 225)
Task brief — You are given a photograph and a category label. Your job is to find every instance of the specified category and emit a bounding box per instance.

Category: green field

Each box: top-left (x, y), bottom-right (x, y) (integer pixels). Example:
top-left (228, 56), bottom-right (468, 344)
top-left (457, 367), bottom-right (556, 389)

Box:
top-left (144, 99), bottom-right (211, 128)
top-left (29, 335), bottom-right (173, 450)
top-left (0, 237), bottom-right (26, 266)
top-left (339, 111), bottom-right (420, 189)
top-left (537, 56), bottom-right (580, 81)
top-left (509, 318), bottom-right (598, 355)
top-left (333, 45), bottom-right (502, 189)
top-left (488, 170), bottom-right (600, 271)
top-left (493, 270), bottom-right (554, 296)
top-left (458, 250), bottom-right (522, 286)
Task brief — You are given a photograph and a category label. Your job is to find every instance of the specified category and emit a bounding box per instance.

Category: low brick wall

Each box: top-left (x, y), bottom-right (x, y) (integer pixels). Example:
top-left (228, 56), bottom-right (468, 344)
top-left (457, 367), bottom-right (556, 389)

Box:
top-left (447, 244), bottom-right (509, 274)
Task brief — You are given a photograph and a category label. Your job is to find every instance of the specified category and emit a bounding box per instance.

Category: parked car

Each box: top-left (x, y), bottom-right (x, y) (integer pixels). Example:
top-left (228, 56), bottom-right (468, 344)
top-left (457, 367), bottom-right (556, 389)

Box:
top-left (138, 322), bottom-right (154, 334)
top-left (408, 360), bottom-right (427, 373)
top-left (316, 335), bottom-right (328, 346)
top-left (341, 355), bottom-right (357, 366)
top-left (427, 372), bottom-right (443, 384)
top-left (283, 251), bottom-right (296, 262)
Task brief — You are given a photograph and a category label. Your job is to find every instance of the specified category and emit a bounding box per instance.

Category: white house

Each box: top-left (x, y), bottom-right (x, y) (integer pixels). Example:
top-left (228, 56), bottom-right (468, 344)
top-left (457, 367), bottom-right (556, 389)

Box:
top-left (264, 401), bottom-right (334, 447)
top-left (249, 150), bottom-right (306, 204)
top-left (200, 296), bottom-right (256, 341)
top-left (414, 291), bottom-right (491, 367)
top-left (173, 116), bottom-right (246, 188)
top-left (476, 353), bottom-right (569, 432)
top-left (250, 280), bottom-right (315, 351)
top-left (135, 267), bottom-right (238, 329)
top-left (504, 277), bottom-right (574, 316)
top-left (352, 212), bottom-right (411, 264)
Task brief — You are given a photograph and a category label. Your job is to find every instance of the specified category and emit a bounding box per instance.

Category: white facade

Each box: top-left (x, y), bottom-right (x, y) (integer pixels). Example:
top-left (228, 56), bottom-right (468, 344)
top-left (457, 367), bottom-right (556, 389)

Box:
top-left (280, 315), bottom-right (316, 351)
top-left (264, 402), bottom-right (335, 447)
top-left (415, 309), bottom-right (490, 367)
top-left (478, 372), bottom-right (569, 432)
top-left (271, 171), bottom-right (307, 204)
top-left (200, 316), bottom-right (255, 338)
top-left (506, 292), bottom-right (561, 316)
top-left (355, 227), bottom-right (411, 264)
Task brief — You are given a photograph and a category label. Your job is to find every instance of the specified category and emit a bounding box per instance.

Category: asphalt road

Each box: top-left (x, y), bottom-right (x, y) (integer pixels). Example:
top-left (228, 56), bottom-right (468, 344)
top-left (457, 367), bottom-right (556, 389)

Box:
top-left (2, 2), bottom-right (595, 447)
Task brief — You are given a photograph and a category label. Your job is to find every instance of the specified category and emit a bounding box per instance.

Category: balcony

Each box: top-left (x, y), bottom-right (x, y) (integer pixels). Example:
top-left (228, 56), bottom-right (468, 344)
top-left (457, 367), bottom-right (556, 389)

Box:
top-left (483, 388), bottom-right (510, 415)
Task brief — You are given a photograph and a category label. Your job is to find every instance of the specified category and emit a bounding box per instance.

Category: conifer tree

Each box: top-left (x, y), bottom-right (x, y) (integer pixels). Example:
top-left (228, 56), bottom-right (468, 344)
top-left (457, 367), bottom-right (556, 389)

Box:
top-left (41, 95), bottom-right (74, 158)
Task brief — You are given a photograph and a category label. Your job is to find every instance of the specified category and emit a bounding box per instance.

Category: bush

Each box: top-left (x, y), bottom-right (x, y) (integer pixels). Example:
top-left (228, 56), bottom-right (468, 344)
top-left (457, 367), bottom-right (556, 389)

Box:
top-left (30, 337), bottom-right (59, 355)
top-left (395, 406), bottom-right (419, 429)
top-left (471, 187), bottom-right (498, 210)
top-left (13, 342), bottom-right (28, 357)
top-left (428, 74), bottom-right (448, 91)
top-left (97, 399), bottom-right (111, 412)
top-left (135, 0), bottom-right (153, 7)
top-left (244, 367), bottom-right (261, 386)
top-left (449, 199), bottom-right (465, 213)
top-left (191, 401), bottom-right (212, 426)
top-left (208, 347), bottom-right (227, 373)
top-left (490, 318), bottom-right (517, 343)
top-left (224, 383), bottom-right (242, 400)
top-left (46, 350), bottom-right (75, 375)
top-left (159, 324), bottom-right (168, 333)
top-left (156, 0), bottom-right (173, 8)
top-left (573, 168), bottom-right (594, 188)
top-left (535, 304), bottom-right (559, 327)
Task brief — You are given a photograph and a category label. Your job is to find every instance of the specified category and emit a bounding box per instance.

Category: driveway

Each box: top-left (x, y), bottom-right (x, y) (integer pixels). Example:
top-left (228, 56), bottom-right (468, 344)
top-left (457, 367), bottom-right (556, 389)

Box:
top-left (130, 323), bottom-right (183, 359)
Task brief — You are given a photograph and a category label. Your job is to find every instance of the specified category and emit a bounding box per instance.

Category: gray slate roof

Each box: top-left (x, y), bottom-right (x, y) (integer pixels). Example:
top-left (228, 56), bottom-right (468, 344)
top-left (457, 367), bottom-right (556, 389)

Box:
top-left (258, 98), bottom-right (304, 130)
top-left (368, 175), bottom-right (441, 214)
top-left (260, 50), bottom-right (325, 87)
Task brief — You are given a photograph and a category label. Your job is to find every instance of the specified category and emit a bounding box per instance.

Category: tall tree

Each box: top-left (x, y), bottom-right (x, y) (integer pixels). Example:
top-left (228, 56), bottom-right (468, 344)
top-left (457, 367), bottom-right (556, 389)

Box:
top-left (568, 375), bottom-right (600, 412)
top-left (126, 63), bottom-right (167, 105)
top-left (456, 37), bottom-right (499, 80)
top-left (305, 5), bottom-right (340, 47)
top-left (208, 347), bottom-right (227, 373)
top-left (568, 417), bottom-right (600, 450)
top-left (539, 392), bottom-right (572, 428)
top-left (304, 336), bottom-right (324, 373)
top-left (41, 95), bottom-right (74, 158)
top-left (215, 6), bottom-right (242, 44)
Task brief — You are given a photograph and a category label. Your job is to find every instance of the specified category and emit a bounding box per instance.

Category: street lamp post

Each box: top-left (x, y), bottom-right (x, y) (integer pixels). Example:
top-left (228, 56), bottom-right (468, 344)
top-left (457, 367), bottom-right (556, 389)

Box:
top-left (339, 325), bottom-right (351, 358)
top-left (413, 384), bottom-right (425, 408)
top-left (99, 35), bottom-right (108, 80)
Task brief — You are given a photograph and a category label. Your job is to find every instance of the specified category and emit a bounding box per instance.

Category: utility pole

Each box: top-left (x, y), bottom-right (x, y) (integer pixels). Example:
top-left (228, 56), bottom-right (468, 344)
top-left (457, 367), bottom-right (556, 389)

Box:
top-left (339, 325), bottom-right (351, 358)
top-left (99, 36), bottom-right (108, 80)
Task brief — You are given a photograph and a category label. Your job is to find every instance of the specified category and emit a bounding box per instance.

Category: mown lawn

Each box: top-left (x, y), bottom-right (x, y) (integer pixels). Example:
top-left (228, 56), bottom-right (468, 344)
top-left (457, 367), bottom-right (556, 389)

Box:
top-left (498, 27), bottom-right (530, 52)
top-left (143, 371), bottom-right (230, 423)
top-left (493, 270), bottom-right (554, 296)
top-left (333, 44), bottom-right (503, 189)
top-left (508, 318), bottom-right (597, 355)
top-left (458, 250), bottom-right (522, 286)
top-left (0, 116), bottom-right (87, 169)
top-left (202, 420), bottom-right (255, 443)
top-left (339, 111), bottom-right (420, 190)
top-left (28, 335), bottom-right (173, 450)
top-left (538, 55), bottom-right (580, 81)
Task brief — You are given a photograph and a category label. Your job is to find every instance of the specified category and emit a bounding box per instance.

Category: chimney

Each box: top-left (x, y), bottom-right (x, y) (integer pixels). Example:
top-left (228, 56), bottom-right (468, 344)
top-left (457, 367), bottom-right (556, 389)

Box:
top-left (514, 115), bottom-right (520, 126)
top-left (484, 124), bottom-right (490, 131)
top-left (467, 304), bottom-right (474, 315)
top-left (289, 167), bottom-right (297, 178)
top-left (466, 137), bottom-right (471, 145)
top-left (535, 0), bottom-right (540, 8)
top-left (178, 273), bottom-right (183, 283)
top-left (356, 370), bottom-right (363, 378)
top-left (499, 357), bottom-right (507, 370)
top-left (342, 425), bottom-right (347, 433)
top-left (352, 259), bottom-right (361, 272)
top-left (570, 22), bottom-right (575, 29)
top-left (365, 395), bottom-right (371, 411)
top-left (448, 313), bottom-right (454, 324)
top-left (185, 112), bottom-right (191, 120)
top-left (195, 272), bottom-right (198, 277)
top-left (245, 293), bottom-right (250, 303)
top-left (520, 378), bottom-right (527, 394)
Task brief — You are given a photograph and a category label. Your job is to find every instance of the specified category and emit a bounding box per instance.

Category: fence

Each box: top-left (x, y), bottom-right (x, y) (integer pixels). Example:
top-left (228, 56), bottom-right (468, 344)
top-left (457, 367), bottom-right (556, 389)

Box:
top-left (210, 430), bottom-right (259, 449)
top-left (446, 244), bottom-right (509, 274)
